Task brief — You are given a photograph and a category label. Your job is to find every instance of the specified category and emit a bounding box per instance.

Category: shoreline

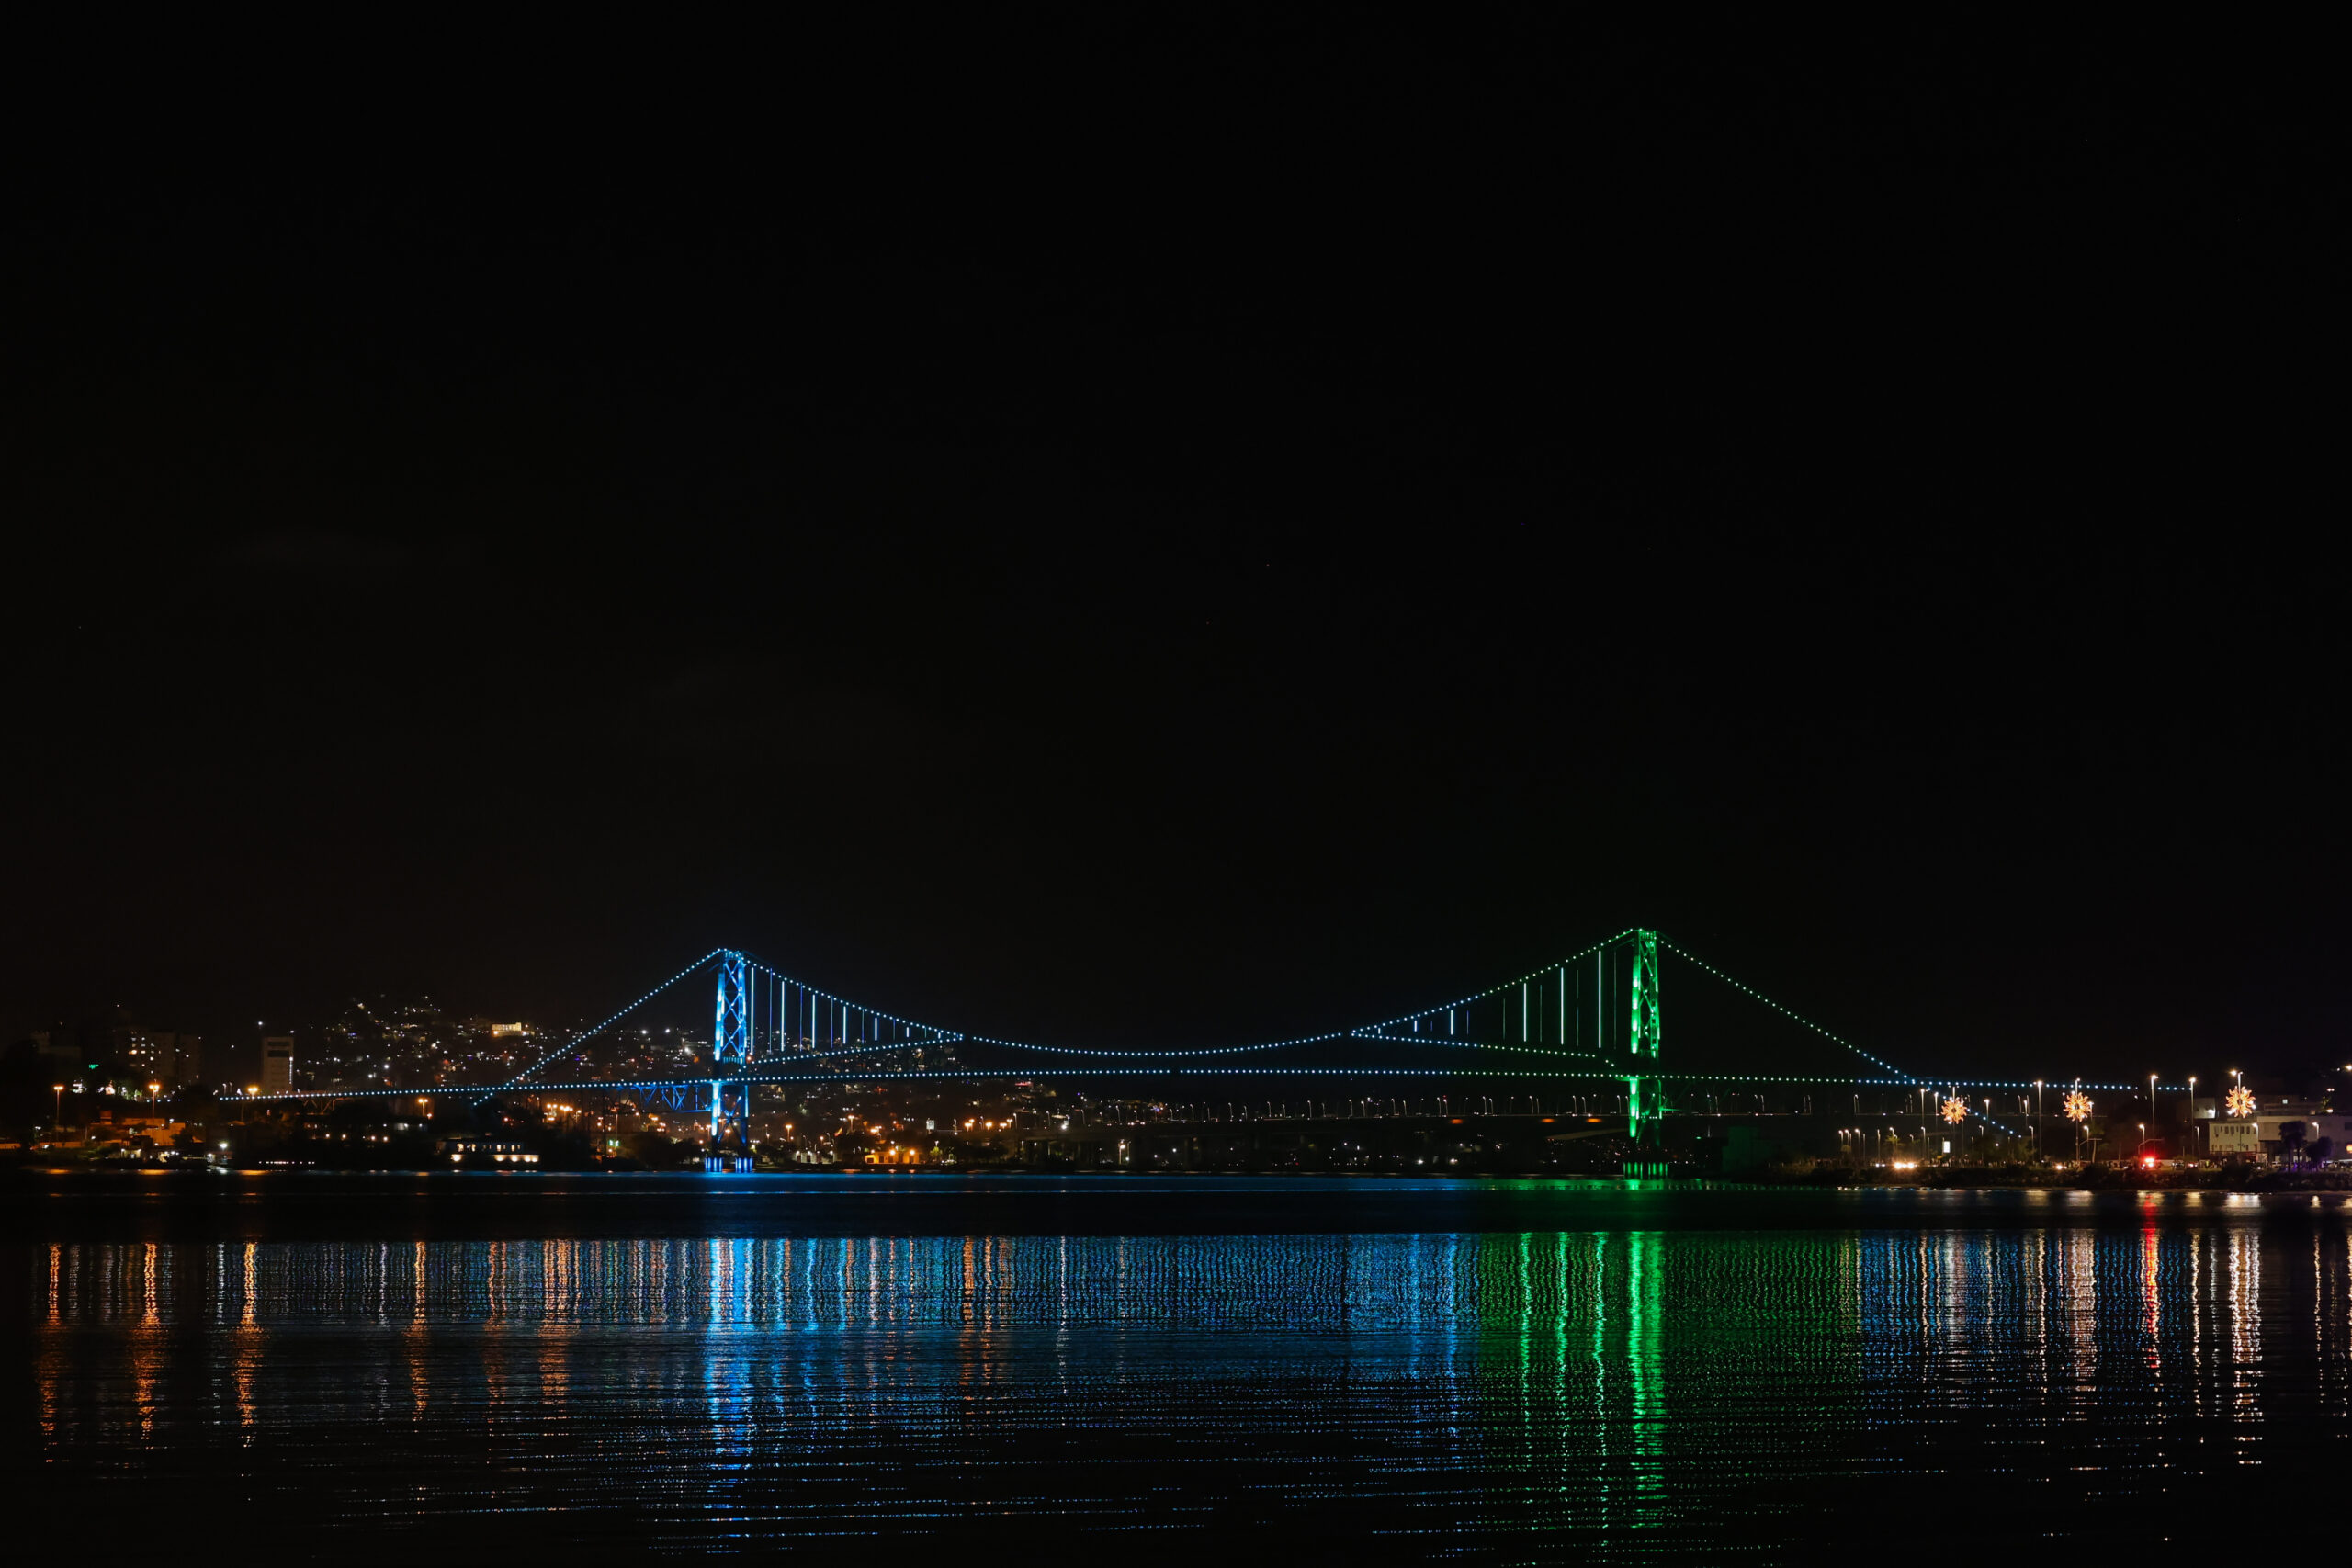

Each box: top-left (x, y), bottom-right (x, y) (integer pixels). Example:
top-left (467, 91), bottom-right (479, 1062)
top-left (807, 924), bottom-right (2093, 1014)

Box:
top-left (6, 1159), bottom-right (2346, 1197)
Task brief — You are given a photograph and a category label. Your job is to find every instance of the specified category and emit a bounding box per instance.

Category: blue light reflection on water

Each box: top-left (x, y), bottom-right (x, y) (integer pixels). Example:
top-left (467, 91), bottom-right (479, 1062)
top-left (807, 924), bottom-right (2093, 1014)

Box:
top-left (12, 1184), bottom-right (2352, 1558)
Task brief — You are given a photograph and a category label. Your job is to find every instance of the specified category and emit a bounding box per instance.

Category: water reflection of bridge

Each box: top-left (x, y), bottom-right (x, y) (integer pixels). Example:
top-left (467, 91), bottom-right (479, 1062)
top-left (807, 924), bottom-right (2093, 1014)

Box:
top-left (29, 1199), bottom-right (2310, 1544)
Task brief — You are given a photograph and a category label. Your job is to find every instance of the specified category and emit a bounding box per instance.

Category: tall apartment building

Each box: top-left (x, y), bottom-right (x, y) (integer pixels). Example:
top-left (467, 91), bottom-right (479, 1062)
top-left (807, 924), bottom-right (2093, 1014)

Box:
top-left (116, 1026), bottom-right (205, 1087)
top-left (261, 1036), bottom-right (296, 1094)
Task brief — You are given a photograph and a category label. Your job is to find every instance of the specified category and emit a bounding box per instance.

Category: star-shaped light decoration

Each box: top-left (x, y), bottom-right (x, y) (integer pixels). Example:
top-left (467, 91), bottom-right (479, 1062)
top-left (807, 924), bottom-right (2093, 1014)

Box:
top-left (2063, 1089), bottom-right (2092, 1122)
top-left (1939, 1095), bottom-right (1968, 1124)
top-left (2226, 1085), bottom-right (2256, 1118)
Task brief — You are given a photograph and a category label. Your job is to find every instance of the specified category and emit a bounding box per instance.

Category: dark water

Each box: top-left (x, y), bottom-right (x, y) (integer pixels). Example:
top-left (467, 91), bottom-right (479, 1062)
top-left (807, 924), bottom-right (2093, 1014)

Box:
top-left (8, 1174), bottom-right (2350, 1560)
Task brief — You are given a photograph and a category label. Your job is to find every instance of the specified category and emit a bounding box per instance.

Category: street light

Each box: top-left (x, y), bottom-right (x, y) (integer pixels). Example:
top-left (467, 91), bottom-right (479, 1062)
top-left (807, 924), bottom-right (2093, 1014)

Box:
top-left (52, 1084), bottom-right (64, 1126)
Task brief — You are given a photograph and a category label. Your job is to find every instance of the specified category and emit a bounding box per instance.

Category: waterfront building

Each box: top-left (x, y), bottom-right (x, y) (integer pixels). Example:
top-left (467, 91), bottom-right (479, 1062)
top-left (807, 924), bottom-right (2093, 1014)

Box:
top-left (2252, 1111), bottom-right (2352, 1163)
top-left (260, 1037), bottom-right (296, 1095)
top-left (2207, 1120), bottom-right (2263, 1157)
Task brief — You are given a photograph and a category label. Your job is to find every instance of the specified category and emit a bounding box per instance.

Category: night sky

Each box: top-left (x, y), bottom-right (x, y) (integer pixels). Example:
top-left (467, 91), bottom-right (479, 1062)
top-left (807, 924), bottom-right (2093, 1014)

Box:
top-left (5, 19), bottom-right (2341, 1083)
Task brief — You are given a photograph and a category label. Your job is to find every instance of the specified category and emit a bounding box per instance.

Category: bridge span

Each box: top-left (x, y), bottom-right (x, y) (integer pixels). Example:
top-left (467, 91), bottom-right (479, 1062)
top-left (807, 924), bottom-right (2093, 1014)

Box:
top-left (234, 929), bottom-right (2189, 1171)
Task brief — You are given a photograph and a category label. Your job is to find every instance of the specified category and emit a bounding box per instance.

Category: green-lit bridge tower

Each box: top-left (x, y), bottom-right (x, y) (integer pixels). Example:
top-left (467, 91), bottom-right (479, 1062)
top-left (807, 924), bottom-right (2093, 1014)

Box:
top-left (1624, 929), bottom-right (1667, 1176)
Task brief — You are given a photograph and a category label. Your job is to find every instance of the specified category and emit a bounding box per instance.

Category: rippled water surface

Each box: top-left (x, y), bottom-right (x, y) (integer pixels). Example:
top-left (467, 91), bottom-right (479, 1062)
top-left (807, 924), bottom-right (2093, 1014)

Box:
top-left (8, 1175), bottom-right (2351, 1560)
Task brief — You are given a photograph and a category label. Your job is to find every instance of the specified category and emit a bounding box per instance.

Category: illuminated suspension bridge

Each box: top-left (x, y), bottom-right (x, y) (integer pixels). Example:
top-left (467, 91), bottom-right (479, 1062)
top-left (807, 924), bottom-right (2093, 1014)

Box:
top-left (239, 928), bottom-right (2188, 1163)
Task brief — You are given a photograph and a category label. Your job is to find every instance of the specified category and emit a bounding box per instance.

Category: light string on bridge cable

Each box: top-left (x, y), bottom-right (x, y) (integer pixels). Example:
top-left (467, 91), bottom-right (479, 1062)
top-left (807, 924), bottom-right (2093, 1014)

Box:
top-left (956, 1031), bottom-right (1348, 1058)
top-left (954, 1031), bottom-right (1614, 1061)
top-left (1346, 1032), bottom-right (1603, 1059)
top-left (1662, 941), bottom-right (1920, 1083)
top-left (1351, 928), bottom-right (1635, 1040)
top-left (261, 1066), bottom-right (2149, 1106)
top-left (737, 931), bottom-right (1645, 1062)
top-left (741, 956), bottom-right (958, 1044)
top-left (753, 1035), bottom-right (944, 1066)
top-left (266, 1067), bottom-right (2119, 1102)
top-left (468, 929), bottom-right (2052, 1103)
top-left (1654, 945), bottom-right (2030, 1134)
top-left (260, 1064), bottom-right (1713, 1098)
top-left (488, 947), bottom-right (728, 1097)
top-left (1853, 1077), bottom-right (2183, 1093)
top-left (661, 931), bottom-right (1649, 1066)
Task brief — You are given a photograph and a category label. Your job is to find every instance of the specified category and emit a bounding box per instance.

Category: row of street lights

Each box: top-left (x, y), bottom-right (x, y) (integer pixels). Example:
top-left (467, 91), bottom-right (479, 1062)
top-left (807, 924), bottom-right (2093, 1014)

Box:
top-left (1891, 1068), bottom-right (2251, 1166)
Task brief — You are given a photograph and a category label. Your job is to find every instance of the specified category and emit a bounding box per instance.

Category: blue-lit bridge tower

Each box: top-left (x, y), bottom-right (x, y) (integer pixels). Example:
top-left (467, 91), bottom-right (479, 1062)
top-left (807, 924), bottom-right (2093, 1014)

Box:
top-left (710, 949), bottom-right (750, 1145)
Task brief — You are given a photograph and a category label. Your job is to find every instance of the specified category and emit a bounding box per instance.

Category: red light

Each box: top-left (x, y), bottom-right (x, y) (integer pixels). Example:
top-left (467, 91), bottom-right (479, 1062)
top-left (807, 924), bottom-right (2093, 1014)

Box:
top-left (2142, 1156), bottom-right (2155, 1168)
